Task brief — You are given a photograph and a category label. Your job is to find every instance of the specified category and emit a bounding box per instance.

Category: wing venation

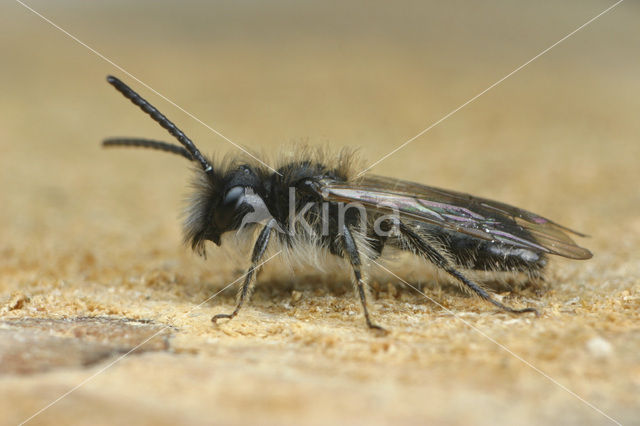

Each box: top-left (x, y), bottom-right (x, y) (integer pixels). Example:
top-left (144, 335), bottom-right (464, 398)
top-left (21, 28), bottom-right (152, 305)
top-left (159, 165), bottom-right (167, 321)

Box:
top-left (318, 175), bottom-right (592, 260)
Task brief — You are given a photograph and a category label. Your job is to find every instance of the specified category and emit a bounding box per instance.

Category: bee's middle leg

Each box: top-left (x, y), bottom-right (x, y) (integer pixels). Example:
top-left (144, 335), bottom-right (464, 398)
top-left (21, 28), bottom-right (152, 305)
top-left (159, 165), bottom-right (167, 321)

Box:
top-left (341, 225), bottom-right (387, 333)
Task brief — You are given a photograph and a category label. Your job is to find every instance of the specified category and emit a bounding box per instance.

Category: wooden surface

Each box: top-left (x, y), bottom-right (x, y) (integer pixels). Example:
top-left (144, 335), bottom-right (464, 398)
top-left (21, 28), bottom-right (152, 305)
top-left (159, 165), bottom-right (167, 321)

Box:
top-left (1, 1), bottom-right (638, 425)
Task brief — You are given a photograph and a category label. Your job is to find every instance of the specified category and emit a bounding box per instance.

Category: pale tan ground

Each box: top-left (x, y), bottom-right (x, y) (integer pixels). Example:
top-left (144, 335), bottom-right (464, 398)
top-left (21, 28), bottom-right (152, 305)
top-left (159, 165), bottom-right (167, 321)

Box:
top-left (1, 1), bottom-right (639, 425)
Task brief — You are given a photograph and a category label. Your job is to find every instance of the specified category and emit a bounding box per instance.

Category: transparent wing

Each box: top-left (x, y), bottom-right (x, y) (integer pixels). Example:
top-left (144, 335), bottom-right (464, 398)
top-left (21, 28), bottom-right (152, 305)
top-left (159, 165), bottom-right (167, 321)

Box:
top-left (319, 175), bottom-right (592, 260)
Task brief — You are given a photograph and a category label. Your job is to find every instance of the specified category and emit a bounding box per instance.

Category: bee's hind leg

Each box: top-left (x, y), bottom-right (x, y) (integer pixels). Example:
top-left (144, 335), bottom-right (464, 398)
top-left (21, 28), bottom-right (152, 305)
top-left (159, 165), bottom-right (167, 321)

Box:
top-left (211, 220), bottom-right (274, 325)
top-left (398, 223), bottom-right (538, 316)
top-left (341, 225), bottom-right (388, 333)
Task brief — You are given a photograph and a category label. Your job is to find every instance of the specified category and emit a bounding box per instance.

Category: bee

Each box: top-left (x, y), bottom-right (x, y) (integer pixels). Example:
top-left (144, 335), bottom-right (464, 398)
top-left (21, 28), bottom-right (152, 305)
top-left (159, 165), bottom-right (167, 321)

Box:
top-left (103, 75), bottom-right (592, 331)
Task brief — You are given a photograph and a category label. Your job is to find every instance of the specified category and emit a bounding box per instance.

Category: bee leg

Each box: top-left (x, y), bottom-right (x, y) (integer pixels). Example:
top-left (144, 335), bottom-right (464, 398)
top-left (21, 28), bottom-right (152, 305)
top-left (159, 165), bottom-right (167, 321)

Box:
top-left (398, 223), bottom-right (538, 315)
top-left (212, 220), bottom-right (274, 324)
top-left (342, 225), bottom-right (388, 333)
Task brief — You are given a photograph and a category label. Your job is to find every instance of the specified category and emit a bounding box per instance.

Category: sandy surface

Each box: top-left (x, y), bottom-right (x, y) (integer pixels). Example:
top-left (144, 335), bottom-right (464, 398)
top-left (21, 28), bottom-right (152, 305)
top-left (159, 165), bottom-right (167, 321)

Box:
top-left (1, 1), bottom-right (639, 425)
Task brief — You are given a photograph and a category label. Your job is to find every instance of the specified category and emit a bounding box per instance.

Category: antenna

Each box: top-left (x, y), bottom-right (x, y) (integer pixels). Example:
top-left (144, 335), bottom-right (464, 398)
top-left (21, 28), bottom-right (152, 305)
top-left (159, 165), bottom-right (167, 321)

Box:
top-left (106, 75), bottom-right (214, 175)
top-left (103, 138), bottom-right (192, 160)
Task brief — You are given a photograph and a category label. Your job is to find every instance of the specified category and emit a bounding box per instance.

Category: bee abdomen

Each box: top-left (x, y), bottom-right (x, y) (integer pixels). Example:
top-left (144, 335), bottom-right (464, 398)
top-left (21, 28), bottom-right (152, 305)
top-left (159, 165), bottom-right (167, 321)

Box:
top-left (434, 230), bottom-right (547, 274)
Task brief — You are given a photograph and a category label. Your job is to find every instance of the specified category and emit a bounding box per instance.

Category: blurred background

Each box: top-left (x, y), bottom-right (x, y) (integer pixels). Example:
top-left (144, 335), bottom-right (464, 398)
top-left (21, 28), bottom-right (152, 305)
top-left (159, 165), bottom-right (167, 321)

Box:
top-left (2, 1), bottom-right (638, 239)
top-left (1, 1), bottom-right (638, 425)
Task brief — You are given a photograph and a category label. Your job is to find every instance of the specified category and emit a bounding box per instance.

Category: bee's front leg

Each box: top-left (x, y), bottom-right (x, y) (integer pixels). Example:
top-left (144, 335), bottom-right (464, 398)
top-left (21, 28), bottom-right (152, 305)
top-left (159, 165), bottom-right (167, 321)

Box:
top-left (212, 220), bottom-right (274, 324)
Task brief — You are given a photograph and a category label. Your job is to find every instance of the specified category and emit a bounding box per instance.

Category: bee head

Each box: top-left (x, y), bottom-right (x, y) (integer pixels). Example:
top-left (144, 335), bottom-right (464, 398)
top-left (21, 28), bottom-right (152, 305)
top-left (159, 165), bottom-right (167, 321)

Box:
top-left (184, 164), bottom-right (269, 256)
top-left (102, 76), bottom-right (271, 256)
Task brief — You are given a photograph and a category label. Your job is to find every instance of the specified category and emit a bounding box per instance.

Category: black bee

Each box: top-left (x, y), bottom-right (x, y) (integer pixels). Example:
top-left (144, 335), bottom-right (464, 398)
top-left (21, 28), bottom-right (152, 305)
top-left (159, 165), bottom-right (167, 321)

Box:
top-left (103, 76), bottom-right (592, 331)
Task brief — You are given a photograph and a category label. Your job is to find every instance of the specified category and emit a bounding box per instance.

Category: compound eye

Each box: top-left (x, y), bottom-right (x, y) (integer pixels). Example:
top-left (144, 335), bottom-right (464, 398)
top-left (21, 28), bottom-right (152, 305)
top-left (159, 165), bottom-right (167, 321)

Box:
top-left (213, 186), bottom-right (246, 233)
top-left (222, 186), bottom-right (244, 208)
